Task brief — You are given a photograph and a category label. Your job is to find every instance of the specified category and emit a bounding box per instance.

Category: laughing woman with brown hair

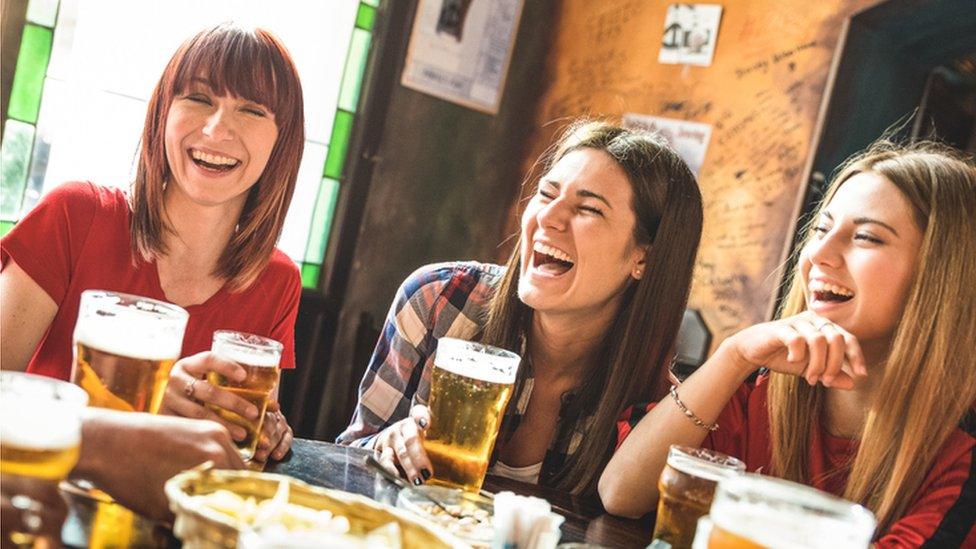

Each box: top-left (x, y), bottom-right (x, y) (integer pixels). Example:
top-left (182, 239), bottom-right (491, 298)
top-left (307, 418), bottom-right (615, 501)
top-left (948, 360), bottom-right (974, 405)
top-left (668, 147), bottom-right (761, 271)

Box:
top-left (338, 120), bottom-right (704, 495)
top-left (601, 141), bottom-right (976, 546)
top-left (1, 23), bottom-right (305, 462)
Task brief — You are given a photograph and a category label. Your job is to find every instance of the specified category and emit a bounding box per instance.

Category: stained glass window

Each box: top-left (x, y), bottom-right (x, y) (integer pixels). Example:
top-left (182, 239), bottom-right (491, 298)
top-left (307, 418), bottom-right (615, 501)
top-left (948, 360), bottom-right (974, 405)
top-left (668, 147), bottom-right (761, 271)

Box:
top-left (1, 0), bottom-right (377, 290)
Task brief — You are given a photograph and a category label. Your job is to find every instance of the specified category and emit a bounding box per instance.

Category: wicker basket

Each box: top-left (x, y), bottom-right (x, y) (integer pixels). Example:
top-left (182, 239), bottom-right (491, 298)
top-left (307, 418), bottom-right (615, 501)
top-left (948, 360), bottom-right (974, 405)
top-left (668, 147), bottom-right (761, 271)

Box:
top-left (164, 467), bottom-right (468, 549)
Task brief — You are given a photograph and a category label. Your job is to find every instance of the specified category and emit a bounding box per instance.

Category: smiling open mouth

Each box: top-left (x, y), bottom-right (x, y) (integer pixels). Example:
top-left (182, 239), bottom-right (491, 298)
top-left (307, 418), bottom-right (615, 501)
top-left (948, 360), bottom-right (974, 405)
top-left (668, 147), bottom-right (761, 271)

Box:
top-left (810, 281), bottom-right (854, 303)
top-left (190, 149), bottom-right (240, 173)
top-left (532, 242), bottom-right (575, 276)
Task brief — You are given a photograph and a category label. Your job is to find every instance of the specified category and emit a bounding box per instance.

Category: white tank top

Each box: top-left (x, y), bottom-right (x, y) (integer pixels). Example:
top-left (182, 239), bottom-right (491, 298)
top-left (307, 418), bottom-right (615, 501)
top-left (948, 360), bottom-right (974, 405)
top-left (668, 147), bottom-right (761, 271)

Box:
top-left (489, 460), bottom-right (543, 484)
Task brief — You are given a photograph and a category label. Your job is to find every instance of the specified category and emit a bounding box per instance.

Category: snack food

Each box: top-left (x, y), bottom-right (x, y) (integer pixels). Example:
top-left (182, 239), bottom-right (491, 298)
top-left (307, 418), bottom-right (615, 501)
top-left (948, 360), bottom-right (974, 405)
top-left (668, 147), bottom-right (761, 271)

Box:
top-left (397, 485), bottom-right (494, 547)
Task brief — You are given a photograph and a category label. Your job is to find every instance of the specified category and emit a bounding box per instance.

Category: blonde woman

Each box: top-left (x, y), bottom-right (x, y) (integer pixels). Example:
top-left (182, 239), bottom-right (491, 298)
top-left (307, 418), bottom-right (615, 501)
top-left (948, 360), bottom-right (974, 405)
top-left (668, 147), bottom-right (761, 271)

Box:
top-left (600, 141), bottom-right (976, 546)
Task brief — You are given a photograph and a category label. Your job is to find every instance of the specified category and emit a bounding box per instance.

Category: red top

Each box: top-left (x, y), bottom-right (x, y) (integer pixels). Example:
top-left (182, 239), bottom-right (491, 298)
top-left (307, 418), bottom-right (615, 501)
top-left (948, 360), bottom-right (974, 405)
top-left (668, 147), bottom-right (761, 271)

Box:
top-left (1, 182), bottom-right (301, 379)
top-left (617, 375), bottom-right (976, 548)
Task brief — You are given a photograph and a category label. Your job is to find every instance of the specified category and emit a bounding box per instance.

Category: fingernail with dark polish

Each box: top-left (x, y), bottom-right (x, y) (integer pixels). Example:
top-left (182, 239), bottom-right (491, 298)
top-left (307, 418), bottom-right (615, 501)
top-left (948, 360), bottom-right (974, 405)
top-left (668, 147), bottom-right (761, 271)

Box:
top-left (413, 477), bottom-right (422, 486)
top-left (418, 418), bottom-right (428, 429)
top-left (421, 469), bottom-right (431, 480)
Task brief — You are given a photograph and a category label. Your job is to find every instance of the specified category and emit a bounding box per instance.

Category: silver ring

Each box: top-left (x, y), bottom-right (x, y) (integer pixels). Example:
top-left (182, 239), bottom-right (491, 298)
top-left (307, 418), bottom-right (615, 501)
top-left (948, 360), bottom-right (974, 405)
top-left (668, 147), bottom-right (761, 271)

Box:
top-left (11, 495), bottom-right (42, 533)
top-left (184, 378), bottom-right (197, 398)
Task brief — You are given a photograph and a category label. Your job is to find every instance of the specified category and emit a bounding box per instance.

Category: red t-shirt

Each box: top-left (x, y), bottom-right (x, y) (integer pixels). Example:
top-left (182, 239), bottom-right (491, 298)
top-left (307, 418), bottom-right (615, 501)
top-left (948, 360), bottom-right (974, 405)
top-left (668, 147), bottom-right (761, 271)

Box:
top-left (616, 376), bottom-right (976, 547)
top-left (1, 182), bottom-right (301, 379)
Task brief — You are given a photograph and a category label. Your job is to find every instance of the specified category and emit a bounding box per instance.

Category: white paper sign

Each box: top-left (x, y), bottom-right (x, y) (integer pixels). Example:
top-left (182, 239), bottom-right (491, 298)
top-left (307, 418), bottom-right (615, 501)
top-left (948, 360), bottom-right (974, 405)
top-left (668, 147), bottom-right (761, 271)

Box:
top-left (623, 113), bottom-right (712, 177)
top-left (659, 4), bottom-right (723, 67)
top-left (401, 0), bottom-right (524, 114)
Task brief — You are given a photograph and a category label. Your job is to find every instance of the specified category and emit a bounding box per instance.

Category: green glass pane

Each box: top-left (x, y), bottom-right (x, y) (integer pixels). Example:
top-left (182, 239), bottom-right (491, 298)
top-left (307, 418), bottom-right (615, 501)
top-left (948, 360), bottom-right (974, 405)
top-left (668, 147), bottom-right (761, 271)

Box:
top-left (0, 120), bottom-right (36, 220)
top-left (7, 24), bottom-right (54, 124)
top-left (362, 0), bottom-right (379, 6)
top-left (355, 3), bottom-right (376, 30)
top-left (26, 0), bottom-right (59, 26)
top-left (0, 221), bottom-right (14, 237)
top-left (323, 110), bottom-right (353, 179)
top-left (338, 29), bottom-right (372, 113)
top-left (305, 178), bottom-right (340, 263)
top-left (301, 263), bottom-right (321, 289)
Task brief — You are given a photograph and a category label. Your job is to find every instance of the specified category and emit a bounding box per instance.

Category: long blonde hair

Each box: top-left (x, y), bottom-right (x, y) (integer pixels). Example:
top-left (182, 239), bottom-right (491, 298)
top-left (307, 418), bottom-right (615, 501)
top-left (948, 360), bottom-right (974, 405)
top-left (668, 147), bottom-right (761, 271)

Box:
top-left (769, 140), bottom-right (976, 533)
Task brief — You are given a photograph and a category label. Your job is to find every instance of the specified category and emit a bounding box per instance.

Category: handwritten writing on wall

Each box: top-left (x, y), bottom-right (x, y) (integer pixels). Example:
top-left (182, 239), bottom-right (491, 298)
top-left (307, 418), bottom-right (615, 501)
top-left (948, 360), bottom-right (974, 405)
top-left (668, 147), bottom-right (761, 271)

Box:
top-left (512, 0), bottom-right (880, 349)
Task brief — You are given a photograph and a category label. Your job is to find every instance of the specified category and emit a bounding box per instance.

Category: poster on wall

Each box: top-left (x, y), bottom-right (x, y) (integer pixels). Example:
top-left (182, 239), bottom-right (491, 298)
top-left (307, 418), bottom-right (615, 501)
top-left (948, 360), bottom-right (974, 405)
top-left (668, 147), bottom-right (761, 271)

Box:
top-left (659, 4), bottom-right (723, 67)
top-left (401, 0), bottom-right (525, 114)
top-left (623, 113), bottom-right (712, 177)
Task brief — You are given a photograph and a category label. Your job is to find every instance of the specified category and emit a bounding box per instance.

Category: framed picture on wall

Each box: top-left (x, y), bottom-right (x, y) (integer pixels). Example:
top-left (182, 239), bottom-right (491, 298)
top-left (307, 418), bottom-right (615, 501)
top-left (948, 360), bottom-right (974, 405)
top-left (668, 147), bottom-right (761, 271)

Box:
top-left (401, 0), bottom-right (525, 114)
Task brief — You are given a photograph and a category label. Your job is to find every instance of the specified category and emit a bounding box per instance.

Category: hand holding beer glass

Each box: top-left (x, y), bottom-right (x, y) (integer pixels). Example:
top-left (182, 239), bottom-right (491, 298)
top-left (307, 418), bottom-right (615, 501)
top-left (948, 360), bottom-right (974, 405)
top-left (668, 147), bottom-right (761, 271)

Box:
top-left (1, 371), bottom-right (88, 545)
top-left (206, 331), bottom-right (283, 462)
top-left (423, 338), bottom-right (520, 492)
top-left (703, 474), bottom-right (876, 549)
top-left (652, 446), bottom-right (744, 549)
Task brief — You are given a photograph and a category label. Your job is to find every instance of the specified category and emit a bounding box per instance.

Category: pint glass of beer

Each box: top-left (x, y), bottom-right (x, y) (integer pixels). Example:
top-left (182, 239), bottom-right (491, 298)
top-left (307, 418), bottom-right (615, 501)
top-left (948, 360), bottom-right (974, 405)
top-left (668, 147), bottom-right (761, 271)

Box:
top-left (704, 473), bottom-right (876, 549)
top-left (207, 330), bottom-right (283, 461)
top-left (72, 290), bottom-right (189, 413)
top-left (423, 337), bottom-right (520, 492)
top-left (1, 371), bottom-right (88, 480)
top-left (652, 445), bottom-right (744, 548)
top-left (1, 372), bottom-right (88, 546)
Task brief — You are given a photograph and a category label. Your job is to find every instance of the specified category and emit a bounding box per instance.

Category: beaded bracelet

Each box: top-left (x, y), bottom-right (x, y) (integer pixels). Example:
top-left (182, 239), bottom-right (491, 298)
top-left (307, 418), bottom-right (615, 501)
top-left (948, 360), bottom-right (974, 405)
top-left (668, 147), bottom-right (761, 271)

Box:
top-left (669, 385), bottom-right (719, 432)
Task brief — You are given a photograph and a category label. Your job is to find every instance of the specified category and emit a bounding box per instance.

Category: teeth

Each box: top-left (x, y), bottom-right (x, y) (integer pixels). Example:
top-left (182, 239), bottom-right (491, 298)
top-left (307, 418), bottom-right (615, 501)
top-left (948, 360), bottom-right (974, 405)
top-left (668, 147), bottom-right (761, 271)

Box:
top-left (809, 280), bottom-right (854, 297)
top-left (533, 241), bottom-right (573, 264)
top-left (191, 149), bottom-right (239, 167)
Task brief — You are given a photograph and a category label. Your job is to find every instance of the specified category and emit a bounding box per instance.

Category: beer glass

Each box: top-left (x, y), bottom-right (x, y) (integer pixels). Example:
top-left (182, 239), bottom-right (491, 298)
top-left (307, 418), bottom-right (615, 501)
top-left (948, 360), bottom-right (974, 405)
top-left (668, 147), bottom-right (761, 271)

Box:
top-left (423, 337), bottom-right (520, 492)
top-left (1, 372), bottom-right (88, 546)
top-left (704, 473), bottom-right (876, 548)
top-left (1, 372), bottom-right (88, 480)
top-left (207, 330), bottom-right (283, 461)
top-left (652, 445), bottom-right (745, 549)
top-left (72, 290), bottom-right (189, 413)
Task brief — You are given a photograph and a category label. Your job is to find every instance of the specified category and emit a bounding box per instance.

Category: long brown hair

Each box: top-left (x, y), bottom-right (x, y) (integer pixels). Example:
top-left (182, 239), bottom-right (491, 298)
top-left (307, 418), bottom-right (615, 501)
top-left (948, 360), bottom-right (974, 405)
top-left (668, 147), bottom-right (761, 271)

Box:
top-left (482, 120), bottom-right (704, 494)
top-left (130, 23), bottom-right (305, 291)
top-left (769, 140), bottom-right (976, 533)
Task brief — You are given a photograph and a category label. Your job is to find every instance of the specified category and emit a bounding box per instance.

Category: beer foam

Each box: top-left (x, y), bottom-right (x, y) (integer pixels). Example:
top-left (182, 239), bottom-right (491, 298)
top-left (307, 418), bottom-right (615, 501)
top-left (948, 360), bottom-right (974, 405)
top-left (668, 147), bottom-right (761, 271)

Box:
top-left (434, 338), bottom-right (520, 385)
top-left (711, 505), bottom-right (874, 548)
top-left (0, 399), bottom-right (81, 450)
top-left (74, 309), bottom-right (184, 361)
top-left (709, 475), bottom-right (876, 548)
top-left (668, 453), bottom-right (741, 483)
top-left (213, 342), bottom-right (280, 367)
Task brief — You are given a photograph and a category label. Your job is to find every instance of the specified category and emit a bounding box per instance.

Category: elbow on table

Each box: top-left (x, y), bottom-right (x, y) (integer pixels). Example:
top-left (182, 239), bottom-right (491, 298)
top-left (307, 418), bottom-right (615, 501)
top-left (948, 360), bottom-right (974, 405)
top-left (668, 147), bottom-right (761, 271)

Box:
top-left (598, 472), bottom-right (651, 519)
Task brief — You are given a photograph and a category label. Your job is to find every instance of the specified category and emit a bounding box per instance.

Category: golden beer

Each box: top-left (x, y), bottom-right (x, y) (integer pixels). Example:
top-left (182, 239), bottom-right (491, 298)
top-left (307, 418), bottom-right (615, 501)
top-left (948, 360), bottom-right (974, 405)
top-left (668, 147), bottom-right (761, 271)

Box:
top-left (1, 372), bottom-right (87, 546)
top-left (73, 343), bottom-right (176, 413)
top-left (0, 372), bottom-right (87, 481)
top-left (652, 446), bottom-right (744, 549)
top-left (208, 331), bottom-right (283, 461)
top-left (423, 338), bottom-right (520, 492)
top-left (704, 474), bottom-right (876, 549)
top-left (71, 291), bottom-right (188, 413)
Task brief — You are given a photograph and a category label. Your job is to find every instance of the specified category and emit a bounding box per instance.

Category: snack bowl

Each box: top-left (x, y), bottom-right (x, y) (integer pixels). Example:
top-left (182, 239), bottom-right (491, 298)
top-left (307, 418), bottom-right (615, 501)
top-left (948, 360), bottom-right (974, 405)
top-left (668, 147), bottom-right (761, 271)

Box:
top-left (165, 467), bottom-right (466, 549)
top-left (397, 485), bottom-right (495, 547)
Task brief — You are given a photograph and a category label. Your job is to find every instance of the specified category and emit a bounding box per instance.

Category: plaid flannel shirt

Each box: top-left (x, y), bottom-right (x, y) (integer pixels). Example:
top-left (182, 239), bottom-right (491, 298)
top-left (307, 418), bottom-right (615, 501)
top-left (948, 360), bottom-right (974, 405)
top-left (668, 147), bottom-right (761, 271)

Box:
top-left (336, 261), bottom-right (594, 486)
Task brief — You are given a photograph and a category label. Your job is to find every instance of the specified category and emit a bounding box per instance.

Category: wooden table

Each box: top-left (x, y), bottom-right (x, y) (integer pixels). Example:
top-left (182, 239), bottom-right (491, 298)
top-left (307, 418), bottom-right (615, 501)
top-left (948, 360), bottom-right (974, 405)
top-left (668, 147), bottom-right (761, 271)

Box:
top-left (267, 438), bottom-right (654, 548)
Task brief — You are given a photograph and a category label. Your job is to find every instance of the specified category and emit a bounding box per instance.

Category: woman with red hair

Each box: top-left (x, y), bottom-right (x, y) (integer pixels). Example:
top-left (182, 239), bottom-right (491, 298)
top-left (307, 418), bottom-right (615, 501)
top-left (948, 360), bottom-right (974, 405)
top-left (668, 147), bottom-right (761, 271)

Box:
top-left (1, 23), bottom-right (305, 462)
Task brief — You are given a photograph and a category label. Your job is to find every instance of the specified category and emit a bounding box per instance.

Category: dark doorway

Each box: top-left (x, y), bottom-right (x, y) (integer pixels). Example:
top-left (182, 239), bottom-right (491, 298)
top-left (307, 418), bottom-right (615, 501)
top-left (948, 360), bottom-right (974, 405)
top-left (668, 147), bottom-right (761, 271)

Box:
top-left (777, 0), bottom-right (976, 307)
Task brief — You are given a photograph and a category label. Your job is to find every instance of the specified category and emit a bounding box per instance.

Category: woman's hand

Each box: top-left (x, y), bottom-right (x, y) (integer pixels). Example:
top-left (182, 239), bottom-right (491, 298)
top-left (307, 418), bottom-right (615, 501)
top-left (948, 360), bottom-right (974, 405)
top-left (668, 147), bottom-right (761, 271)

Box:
top-left (373, 405), bottom-right (433, 486)
top-left (158, 351), bottom-right (260, 441)
top-left (726, 312), bottom-right (868, 389)
top-left (253, 401), bottom-right (293, 463)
